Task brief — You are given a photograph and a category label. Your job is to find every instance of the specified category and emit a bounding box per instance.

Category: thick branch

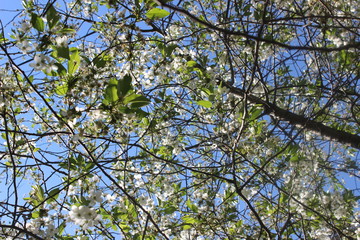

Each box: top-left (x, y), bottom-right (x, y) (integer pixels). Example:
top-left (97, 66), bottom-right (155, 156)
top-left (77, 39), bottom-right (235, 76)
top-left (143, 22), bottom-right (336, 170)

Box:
top-left (222, 81), bottom-right (360, 149)
top-left (155, 0), bottom-right (360, 52)
top-left (0, 224), bottom-right (44, 240)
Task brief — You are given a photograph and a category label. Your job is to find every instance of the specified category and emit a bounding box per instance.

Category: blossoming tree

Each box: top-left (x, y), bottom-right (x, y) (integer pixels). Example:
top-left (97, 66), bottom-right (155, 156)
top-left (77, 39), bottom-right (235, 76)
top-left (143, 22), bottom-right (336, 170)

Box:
top-left (0, 0), bottom-right (359, 239)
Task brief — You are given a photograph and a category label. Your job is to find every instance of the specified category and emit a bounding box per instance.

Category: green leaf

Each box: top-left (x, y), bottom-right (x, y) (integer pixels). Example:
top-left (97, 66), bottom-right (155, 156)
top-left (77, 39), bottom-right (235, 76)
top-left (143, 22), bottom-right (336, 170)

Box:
top-left (146, 8), bottom-right (170, 19)
top-left (55, 46), bottom-right (70, 60)
top-left (118, 106), bottom-right (134, 114)
top-left (47, 188), bottom-right (60, 203)
top-left (34, 185), bottom-right (45, 202)
top-left (201, 87), bottom-right (212, 96)
top-left (67, 76), bottom-right (80, 91)
top-left (128, 202), bottom-right (138, 218)
top-left (164, 206), bottom-right (177, 214)
top-left (123, 94), bottom-right (150, 108)
top-left (57, 28), bottom-right (76, 34)
top-left (120, 223), bottom-right (131, 233)
top-left (54, 63), bottom-right (67, 76)
top-left (24, 197), bottom-right (38, 207)
top-left (186, 199), bottom-right (199, 213)
top-left (32, 211), bottom-right (40, 219)
top-left (183, 224), bottom-right (192, 230)
top-left (30, 13), bottom-right (45, 32)
top-left (196, 100), bottom-right (212, 108)
top-left (117, 74), bottom-right (132, 98)
top-left (160, 44), bottom-right (177, 57)
top-left (68, 49), bottom-right (80, 74)
top-left (111, 224), bottom-right (118, 231)
top-left (249, 108), bottom-right (263, 121)
top-left (104, 78), bottom-right (119, 104)
top-left (187, 60), bottom-right (197, 68)
top-left (85, 162), bottom-right (95, 172)
top-left (289, 154), bottom-right (303, 163)
top-left (76, 154), bottom-right (85, 166)
top-left (93, 54), bottom-right (112, 68)
top-left (134, 108), bottom-right (149, 117)
top-left (182, 215), bottom-right (197, 224)
top-left (58, 221), bottom-right (66, 235)
top-left (130, 96), bottom-right (151, 108)
top-left (55, 84), bottom-right (68, 96)
top-left (46, 5), bottom-right (60, 29)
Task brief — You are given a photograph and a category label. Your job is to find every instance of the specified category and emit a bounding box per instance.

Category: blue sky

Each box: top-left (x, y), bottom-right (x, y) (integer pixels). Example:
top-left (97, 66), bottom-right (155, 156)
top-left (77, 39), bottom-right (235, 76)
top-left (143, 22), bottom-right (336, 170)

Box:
top-left (0, 1), bottom-right (358, 238)
top-left (1, 0), bottom-right (23, 27)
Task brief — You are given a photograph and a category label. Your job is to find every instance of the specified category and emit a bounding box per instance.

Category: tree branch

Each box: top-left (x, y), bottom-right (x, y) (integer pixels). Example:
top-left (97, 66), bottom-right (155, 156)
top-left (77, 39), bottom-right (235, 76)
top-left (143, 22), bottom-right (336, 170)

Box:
top-left (0, 224), bottom-right (44, 240)
top-left (221, 81), bottom-right (360, 149)
top-left (154, 0), bottom-right (360, 52)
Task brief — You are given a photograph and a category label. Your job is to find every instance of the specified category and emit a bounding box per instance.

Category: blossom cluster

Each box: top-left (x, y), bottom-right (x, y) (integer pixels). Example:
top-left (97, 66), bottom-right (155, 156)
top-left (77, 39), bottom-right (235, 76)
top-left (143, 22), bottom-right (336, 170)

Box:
top-left (29, 54), bottom-right (58, 73)
top-left (0, 0), bottom-right (358, 239)
top-left (68, 205), bottom-right (101, 229)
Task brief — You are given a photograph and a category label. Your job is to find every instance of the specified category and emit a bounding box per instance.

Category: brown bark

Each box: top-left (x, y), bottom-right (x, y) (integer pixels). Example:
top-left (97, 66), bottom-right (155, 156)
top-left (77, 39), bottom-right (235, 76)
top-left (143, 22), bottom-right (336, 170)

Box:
top-left (222, 81), bottom-right (360, 149)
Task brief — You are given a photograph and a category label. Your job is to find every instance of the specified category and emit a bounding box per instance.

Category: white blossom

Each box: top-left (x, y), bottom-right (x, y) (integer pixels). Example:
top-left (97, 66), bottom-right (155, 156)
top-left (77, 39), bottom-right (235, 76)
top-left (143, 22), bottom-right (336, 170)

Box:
top-left (68, 205), bottom-right (101, 229)
top-left (29, 54), bottom-right (58, 73)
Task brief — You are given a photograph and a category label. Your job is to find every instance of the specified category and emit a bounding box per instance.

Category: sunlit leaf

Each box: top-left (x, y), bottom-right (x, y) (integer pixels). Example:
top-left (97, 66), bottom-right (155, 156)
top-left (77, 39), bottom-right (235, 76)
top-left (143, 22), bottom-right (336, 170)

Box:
top-left (55, 84), bottom-right (68, 96)
top-left (187, 60), bottom-right (198, 68)
top-left (46, 5), bottom-right (60, 29)
top-left (46, 188), bottom-right (60, 203)
top-left (104, 78), bottom-right (119, 104)
top-left (146, 8), bottom-right (170, 19)
top-left (68, 48), bottom-right (80, 74)
top-left (196, 100), bottom-right (212, 108)
top-left (30, 13), bottom-right (44, 32)
top-left (117, 74), bottom-right (132, 98)
top-left (186, 199), bottom-right (199, 213)
top-left (55, 46), bottom-right (70, 60)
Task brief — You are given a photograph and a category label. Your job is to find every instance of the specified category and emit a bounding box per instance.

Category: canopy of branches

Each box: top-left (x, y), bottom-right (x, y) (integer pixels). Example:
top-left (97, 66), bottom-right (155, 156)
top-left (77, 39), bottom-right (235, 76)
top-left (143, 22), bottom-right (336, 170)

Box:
top-left (0, 0), bottom-right (359, 239)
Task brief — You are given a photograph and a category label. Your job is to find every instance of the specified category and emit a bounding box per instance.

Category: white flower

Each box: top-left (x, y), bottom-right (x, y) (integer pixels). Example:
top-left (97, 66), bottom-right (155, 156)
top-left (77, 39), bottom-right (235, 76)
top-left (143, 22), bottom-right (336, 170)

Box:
top-left (138, 195), bottom-right (154, 211)
top-left (68, 205), bottom-right (101, 228)
top-left (134, 173), bottom-right (142, 180)
top-left (334, 206), bottom-right (346, 219)
top-left (90, 110), bottom-right (103, 120)
top-left (45, 223), bottom-right (57, 238)
top-left (30, 54), bottom-right (49, 70)
top-left (25, 217), bottom-right (57, 238)
top-left (55, 36), bottom-right (68, 47)
top-left (30, 54), bottom-right (58, 73)
top-left (67, 185), bottom-right (77, 195)
top-left (328, 35), bottom-right (344, 47)
top-left (68, 118), bottom-right (77, 128)
top-left (19, 22), bottom-right (31, 32)
top-left (106, 194), bottom-right (116, 203)
top-left (88, 189), bottom-right (103, 204)
top-left (76, 236), bottom-right (88, 240)
top-left (18, 40), bottom-right (33, 53)
top-left (71, 134), bottom-right (80, 142)
top-left (91, 175), bottom-right (100, 182)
